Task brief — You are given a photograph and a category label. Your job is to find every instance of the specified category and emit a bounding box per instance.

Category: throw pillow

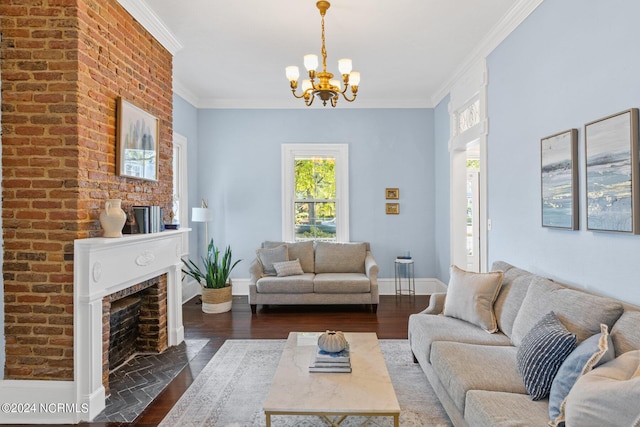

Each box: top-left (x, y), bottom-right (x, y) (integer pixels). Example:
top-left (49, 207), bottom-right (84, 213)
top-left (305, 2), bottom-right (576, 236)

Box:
top-left (564, 350), bottom-right (640, 427)
top-left (442, 265), bottom-right (504, 333)
top-left (256, 245), bottom-right (288, 276)
top-left (549, 324), bottom-right (614, 426)
top-left (516, 311), bottom-right (577, 401)
top-left (273, 259), bottom-right (304, 277)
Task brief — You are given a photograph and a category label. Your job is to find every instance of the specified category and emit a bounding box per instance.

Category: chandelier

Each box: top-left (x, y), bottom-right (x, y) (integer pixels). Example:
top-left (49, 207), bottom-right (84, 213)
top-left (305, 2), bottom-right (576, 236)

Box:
top-left (285, 1), bottom-right (360, 107)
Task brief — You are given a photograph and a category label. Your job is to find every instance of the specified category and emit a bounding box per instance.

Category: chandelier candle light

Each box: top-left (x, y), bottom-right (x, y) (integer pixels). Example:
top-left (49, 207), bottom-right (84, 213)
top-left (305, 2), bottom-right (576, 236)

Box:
top-left (285, 1), bottom-right (360, 107)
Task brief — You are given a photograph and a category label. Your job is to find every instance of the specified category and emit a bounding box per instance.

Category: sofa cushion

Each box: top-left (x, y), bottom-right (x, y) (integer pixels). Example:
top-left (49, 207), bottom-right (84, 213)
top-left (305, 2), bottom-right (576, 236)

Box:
top-left (516, 312), bottom-right (577, 401)
top-left (273, 259), bottom-right (304, 277)
top-left (313, 273), bottom-right (370, 293)
top-left (564, 350), bottom-right (640, 427)
top-left (610, 309), bottom-right (640, 355)
top-left (511, 276), bottom-right (624, 347)
top-left (549, 324), bottom-right (614, 426)
top-left (430, 342), bottom-right (526, 414)
top-left (465, 390), bottom-right (551, 427)
top-left (256, 245), bottom-right (288, 276)
top-left (264, 241), bottom-right (315, 273)
top-left (493, 267), bottom-right (536, 338)
top-left (314, 242), bottom-right (366, 274)
top-left (408, 313), bottom-right (512, 365)
top-left (443, 265), bottom-right (504, 333)
top-left (255, 273), bottom-right (314, 294)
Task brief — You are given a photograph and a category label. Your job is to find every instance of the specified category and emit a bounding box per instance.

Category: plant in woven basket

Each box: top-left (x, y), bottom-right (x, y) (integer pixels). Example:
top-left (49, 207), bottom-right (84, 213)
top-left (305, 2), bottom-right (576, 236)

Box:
top-left (182, 239), bottom-right (242, 289)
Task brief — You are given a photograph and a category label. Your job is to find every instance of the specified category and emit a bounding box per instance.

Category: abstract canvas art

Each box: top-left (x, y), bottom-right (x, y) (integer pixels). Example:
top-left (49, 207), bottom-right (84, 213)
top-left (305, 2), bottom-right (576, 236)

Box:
top-left (584, 109), bottom-right (639, 233)
top-left (541, 129), bottom-right (578, 229)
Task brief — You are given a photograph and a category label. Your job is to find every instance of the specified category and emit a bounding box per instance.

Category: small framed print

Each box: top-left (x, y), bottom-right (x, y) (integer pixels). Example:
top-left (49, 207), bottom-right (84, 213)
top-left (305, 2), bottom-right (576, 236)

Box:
top-left (386, 203), bottom-right (399, 214)
top-left (386, 188), bottom-right (399, 199)
top-left (117, 97), bottom-right (159, 181)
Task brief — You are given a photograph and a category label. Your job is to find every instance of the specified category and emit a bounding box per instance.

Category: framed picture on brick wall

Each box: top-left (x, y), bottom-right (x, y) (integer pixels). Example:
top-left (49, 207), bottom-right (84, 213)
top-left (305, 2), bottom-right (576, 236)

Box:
top-left (117, 97), bottom-right (159, 181)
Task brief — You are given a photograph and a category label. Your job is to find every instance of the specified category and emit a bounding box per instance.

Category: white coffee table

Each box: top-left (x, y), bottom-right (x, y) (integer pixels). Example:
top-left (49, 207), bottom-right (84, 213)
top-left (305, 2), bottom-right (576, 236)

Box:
top-left (263, 332), bottom-right (400, 426)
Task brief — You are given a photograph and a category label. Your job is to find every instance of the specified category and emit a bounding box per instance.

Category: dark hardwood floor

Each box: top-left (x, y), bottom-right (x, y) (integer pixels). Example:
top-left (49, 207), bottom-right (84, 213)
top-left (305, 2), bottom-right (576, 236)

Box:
top-left (84, 294), bottom-right (430, 427)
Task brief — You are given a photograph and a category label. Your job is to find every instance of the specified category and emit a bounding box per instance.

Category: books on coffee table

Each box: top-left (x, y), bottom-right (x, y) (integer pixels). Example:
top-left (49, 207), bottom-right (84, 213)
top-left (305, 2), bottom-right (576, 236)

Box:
top-left (309, 343), bottom-right (351, 373)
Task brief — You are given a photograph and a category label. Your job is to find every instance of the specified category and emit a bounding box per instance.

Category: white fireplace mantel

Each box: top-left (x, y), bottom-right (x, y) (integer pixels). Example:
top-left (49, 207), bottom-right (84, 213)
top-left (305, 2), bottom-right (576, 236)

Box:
top-left (0, 230), bottom-right (188, 424)
top-left (74, 230), bottom-right (187, 421)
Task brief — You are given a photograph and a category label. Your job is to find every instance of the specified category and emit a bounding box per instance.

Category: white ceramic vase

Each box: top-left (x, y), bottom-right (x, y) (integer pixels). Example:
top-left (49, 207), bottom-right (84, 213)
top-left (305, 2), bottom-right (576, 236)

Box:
top-left (99, 199), bottom-right (126, 238)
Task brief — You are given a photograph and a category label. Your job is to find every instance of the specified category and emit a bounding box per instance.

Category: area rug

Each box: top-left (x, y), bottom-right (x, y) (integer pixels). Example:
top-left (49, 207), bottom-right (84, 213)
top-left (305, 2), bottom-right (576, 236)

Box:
top-left (159, 339), bottom-right (452, 427)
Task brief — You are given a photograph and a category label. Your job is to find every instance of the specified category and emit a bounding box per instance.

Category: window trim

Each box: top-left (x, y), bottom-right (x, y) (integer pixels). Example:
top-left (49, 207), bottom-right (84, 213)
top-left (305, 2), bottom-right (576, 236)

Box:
top-left (281, 144), bottom-right (349, 242)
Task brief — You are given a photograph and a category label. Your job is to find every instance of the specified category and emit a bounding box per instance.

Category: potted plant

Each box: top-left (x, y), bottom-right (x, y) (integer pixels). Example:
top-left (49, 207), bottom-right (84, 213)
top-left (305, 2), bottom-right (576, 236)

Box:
top-left (182, 239), bottom-right (241, 313)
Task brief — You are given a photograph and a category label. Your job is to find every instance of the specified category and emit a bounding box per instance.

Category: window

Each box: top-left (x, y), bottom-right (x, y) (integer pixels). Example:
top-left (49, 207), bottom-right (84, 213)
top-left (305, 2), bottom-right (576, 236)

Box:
top-left (282, 144), bottom-right (349, 242)
top-left (173, 132), bottom-right (189, 256)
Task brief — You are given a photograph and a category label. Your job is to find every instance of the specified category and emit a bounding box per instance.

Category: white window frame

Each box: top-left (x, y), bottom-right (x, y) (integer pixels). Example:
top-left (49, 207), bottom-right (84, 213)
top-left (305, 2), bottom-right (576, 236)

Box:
top-left (173, 132), bottom-right (189, 256)
top-left (282, 144), bottom-right (349, 242)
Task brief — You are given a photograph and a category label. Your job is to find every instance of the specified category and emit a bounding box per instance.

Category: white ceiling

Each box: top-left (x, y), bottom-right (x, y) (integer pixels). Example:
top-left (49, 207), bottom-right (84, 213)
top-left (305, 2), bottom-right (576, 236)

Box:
top-left (123, 0), bottom-right (538, 109)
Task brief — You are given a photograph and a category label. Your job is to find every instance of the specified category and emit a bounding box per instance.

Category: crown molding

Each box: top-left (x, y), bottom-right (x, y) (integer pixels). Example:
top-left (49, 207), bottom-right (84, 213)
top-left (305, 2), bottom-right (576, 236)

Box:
top-left (430, 0), bottom-right (544, 106)
top-left (117, 0), bottom-right (183, 55)
top-left (172, 77), bottom-right (199, 107)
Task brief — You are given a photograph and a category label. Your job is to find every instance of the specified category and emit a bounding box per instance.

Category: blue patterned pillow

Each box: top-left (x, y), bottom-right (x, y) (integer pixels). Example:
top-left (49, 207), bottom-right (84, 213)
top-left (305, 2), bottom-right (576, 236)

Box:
top-left (516, 311), bottom-right (577, 400)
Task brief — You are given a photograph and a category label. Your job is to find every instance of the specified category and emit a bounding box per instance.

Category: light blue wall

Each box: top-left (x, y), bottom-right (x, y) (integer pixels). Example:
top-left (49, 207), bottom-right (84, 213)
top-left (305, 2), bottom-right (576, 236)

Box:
top-left (487, 0), bottom-right (640, 304)
top-left (173, 94), bottom-right (201, 260)
top-left (189, 108), bottom-right (436, 279)
top-left (434, 94), bottom-right (451, 283)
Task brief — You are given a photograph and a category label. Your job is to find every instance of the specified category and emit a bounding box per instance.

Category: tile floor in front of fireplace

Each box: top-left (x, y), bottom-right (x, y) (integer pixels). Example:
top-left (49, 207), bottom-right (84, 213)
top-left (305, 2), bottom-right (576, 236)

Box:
top-left (94, 338), bottom-right (209, 423)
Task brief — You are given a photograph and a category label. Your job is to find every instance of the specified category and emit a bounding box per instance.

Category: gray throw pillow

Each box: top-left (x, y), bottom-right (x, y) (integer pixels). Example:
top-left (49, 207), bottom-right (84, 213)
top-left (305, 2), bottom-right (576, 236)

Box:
top-left (517, 311), bottom-right (577, 401)
top-left (442, 265), bottom-right (504, 333)
top-left (256, 245), bottom-right (288, 276)
top-left (273, 259), bottom-right (304, 277)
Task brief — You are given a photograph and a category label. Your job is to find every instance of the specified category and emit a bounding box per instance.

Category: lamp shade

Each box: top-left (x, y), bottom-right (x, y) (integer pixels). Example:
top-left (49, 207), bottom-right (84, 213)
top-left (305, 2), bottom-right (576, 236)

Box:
top-left (285, 65), bottom-right (300, 82)
top-left (349, 71), bottom-right (360, 86)
top-left (304, 54), bottom-right (318, 71)
top-left (338, 58), bottom-right (352, 75)
top-left (192, 207), bottom-right (214, 223)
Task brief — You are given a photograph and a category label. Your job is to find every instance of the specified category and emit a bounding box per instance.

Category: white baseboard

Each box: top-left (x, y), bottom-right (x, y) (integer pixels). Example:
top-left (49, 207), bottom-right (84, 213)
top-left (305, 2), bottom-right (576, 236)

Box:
top-left (229, 277), bottom-right (446, 296)
top-left (0, 380), bottom-right (83, 424)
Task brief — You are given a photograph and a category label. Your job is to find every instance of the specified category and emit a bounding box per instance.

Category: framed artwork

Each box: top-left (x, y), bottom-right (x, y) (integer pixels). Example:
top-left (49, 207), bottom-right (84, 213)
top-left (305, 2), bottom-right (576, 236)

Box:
top-left (117, 97), bottom-right (159, 181)
top-left (541, 129), bottom-right (578, 229)
top-left (386, 188), bottom-right (399, 199)
top-left (386, 203), bottom-right (399, 214)
top-left (584, 108), bottom-right (639, 233)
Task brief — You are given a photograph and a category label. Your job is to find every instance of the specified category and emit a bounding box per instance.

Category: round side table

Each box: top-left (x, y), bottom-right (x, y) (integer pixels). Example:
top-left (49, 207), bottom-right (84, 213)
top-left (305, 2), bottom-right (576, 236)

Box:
top-left (394, 258), bottom-right (415, 297)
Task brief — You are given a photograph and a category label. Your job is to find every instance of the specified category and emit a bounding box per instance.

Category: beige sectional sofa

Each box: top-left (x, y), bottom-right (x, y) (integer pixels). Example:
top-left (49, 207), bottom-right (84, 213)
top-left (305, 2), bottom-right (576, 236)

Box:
top-left (409, 261), bottom-right (640, 427)
top-left (248, 241), bottom-right (379, 314)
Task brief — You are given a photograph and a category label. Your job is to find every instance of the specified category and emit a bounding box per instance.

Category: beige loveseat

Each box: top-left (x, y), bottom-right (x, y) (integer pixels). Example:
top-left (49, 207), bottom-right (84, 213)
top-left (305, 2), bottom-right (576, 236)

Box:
top-left (248, 241), bottom-right (379, 314)
top-left (408, 261), bottom-right (640, 427)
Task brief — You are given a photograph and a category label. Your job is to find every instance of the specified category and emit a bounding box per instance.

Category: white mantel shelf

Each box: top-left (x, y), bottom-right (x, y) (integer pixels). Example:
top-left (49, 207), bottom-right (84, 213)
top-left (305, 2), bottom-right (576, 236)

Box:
top-left (0, 229), bottom-right (189, 425)
top-left (74, 229), bottom-right (188, 422)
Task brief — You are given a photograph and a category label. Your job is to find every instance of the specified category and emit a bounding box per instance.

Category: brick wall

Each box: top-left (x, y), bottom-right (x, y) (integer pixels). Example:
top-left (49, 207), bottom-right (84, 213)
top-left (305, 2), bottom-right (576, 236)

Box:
top-left (1, 0), bottom-right (173, 380)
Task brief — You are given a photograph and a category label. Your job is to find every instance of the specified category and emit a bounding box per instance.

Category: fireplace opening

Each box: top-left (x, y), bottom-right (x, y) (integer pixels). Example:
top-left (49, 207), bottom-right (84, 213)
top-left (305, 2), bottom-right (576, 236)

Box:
top-left (109, 296), bottom-right (142, 370)
top-left (102, 275), bottom-right (168, 394)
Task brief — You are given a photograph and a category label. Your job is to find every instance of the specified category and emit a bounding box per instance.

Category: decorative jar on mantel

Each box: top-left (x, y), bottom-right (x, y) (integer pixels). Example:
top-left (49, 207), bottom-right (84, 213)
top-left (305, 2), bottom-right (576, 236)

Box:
top-left (99, 199), bottom-right (126, 238)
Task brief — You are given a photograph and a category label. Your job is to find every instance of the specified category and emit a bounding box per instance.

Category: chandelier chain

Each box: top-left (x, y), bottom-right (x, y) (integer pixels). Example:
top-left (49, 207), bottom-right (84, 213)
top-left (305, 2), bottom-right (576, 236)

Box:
top-left (321, 13), bottom-right (327, 72)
